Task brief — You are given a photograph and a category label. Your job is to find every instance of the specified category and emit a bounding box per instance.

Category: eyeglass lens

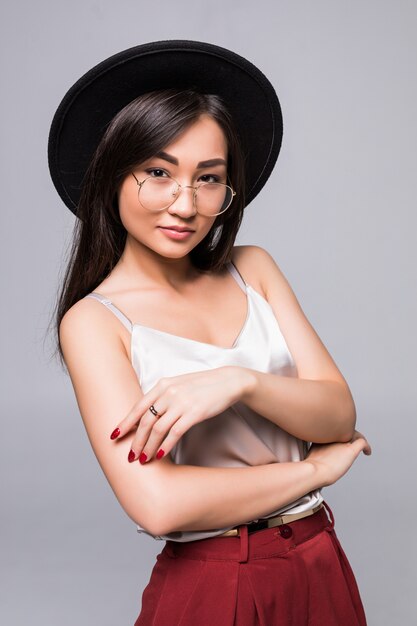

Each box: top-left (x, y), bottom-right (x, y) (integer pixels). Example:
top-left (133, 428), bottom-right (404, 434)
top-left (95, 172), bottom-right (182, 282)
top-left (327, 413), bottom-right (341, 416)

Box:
top-left (139, 177), bottom-right (233, 215)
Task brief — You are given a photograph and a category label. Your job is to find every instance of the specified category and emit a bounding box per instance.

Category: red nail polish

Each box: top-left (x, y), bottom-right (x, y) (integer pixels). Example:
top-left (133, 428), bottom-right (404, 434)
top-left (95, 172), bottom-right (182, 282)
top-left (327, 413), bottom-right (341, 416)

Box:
top-left (128, 449), bottom-right (136, 463)
top-left (139, 452), bottom-right (147, 464)
top-left (110, 427), bottom-right (120, 440)
top-left (156, 449), bottom-right (165, 459)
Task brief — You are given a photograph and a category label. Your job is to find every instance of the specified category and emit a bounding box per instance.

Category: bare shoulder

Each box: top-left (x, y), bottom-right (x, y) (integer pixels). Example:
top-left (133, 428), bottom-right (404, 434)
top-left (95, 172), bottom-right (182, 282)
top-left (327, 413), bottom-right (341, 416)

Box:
top-left (59, 295), bottom-right (128, 362)
top-left (230, 244), bottom-right (286, 298)
top-left (59, 296), bottom-right (173, 535)
top-left (231, 244), bottom-right (350, 387)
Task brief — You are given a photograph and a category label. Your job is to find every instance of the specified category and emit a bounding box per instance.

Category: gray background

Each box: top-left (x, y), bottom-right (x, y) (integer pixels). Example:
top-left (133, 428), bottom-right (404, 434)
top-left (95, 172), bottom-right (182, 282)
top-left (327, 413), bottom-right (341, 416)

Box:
top-left (1, 1), bottom-right (416, 624)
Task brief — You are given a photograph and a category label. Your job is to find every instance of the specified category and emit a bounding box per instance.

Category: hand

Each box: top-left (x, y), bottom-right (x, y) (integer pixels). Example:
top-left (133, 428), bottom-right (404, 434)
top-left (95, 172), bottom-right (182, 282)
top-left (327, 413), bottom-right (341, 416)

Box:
top-left (110, 366), bottom-right (250, 463)
top-left (305, 430), bottom-right (372, 487)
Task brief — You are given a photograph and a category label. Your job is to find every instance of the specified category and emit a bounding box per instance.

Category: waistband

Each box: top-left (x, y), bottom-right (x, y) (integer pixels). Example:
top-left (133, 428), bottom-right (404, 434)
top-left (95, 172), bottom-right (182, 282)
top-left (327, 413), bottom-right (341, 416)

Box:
top-left (218, 502), bottom-right (324, 537)
top-left (164, 500), bottom-right (335, 563)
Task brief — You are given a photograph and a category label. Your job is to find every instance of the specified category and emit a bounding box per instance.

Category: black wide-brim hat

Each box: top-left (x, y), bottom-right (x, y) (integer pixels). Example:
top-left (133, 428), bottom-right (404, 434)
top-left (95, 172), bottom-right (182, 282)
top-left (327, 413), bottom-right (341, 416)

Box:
top-left (48, 39), bottom-right (283, 216)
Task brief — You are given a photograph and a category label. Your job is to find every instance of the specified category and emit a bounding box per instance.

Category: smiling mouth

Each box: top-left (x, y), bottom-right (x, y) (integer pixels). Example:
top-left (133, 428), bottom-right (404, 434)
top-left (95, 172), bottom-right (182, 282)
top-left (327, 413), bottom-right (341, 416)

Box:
top-left (158, 226), bottom-right (195, 232)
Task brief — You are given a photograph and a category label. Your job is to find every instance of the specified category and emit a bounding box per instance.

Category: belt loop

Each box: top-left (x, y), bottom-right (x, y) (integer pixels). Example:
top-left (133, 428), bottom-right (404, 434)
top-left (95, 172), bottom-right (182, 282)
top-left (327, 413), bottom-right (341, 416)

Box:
top-left (164, 540), bottom-right (176, 558)
top-left (323, 500), bottom-right (335, 530)
top-left (238, 524), bottom-right (249, 563)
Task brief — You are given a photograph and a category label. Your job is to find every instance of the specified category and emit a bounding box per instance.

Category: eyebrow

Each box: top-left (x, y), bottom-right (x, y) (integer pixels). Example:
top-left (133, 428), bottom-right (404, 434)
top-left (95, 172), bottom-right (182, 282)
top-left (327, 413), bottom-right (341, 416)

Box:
top-left (154, 151), bottom-right (227, 169)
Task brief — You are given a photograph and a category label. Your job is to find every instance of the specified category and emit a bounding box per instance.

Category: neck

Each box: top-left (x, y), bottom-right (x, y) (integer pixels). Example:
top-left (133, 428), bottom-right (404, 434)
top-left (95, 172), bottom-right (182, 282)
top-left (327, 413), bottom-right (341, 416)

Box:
top-left (112, 235), bottom-right (202, 289)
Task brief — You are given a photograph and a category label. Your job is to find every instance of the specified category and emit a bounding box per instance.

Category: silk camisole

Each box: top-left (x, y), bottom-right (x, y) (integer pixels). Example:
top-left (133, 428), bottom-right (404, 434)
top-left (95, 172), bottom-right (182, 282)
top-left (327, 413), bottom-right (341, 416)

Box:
top-left (85, 261), bottom-right (323, 542)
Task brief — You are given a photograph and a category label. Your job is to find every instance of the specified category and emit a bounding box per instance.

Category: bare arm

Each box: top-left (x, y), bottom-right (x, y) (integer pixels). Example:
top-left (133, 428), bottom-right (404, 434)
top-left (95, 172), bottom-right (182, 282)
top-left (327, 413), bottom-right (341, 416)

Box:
top-left (141, 429), bottom-right (370, 535)
top-left (238, 367), bottom-right (356, 444)
top-left (143, 456), bottom-right (320, 535)
top-left (231, 245), bottom-right (357, 443)
top-left (60, 298), bottom-right (366, 538)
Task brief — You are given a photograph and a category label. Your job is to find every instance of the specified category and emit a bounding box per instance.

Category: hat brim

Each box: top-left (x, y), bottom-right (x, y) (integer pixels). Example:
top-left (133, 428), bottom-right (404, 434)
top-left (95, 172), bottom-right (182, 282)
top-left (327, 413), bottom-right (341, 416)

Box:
top-left (48, 39), bottom-right (283, 214)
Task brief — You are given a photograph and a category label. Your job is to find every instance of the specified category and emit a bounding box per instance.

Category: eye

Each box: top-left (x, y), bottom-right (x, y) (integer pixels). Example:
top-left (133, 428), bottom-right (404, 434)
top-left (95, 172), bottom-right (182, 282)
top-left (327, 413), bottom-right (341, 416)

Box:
top-left (199, 174), bottom-right (221, 183)
top-left (145, 168), bottom-right (169, 178)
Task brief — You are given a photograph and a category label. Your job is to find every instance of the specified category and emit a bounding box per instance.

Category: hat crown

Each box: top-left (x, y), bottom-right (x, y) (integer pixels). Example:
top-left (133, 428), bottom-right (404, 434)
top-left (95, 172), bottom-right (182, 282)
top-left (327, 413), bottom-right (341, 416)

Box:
top-left (48, 39), bottom-right (283, 215)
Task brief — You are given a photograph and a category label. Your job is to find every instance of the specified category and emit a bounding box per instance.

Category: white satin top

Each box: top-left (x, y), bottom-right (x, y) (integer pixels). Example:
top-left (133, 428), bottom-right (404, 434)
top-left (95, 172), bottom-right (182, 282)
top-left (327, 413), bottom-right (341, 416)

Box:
top-left (86, 261), bottom-right (323, 542)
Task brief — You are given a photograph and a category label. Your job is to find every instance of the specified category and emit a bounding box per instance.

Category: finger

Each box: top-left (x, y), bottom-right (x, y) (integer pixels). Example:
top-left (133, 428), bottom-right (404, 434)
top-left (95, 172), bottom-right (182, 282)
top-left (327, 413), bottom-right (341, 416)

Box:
top-left (109, 388), bottom-right (162, 440)
top-left (128, 400), bottom-right (168, 462)
top-left (109, 399), bottom-right (145, 440)
top-left (137, 411), bottom-right (181, 463)
top-left (351, 434), bottom-right (372, 456)
top-left (112, 377), bottom-right (171, 440)
top-left (353, 430), bottom-right (372, 454)
top-left (151, 414), bottom-right (194, 462)
top-left (362, 440), bottom-right (372, 455)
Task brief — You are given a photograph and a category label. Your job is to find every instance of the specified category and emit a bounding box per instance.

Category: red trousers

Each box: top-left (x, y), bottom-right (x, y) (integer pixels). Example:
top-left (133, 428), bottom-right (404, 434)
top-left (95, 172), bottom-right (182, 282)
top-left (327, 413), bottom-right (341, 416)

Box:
top-left (134, 501), bottom-right (367, 625)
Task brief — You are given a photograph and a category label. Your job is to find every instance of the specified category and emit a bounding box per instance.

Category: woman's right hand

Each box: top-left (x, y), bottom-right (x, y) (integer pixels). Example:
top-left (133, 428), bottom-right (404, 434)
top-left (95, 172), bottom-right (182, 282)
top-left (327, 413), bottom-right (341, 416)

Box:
top-left (305, 430), bottom-right (372, 487)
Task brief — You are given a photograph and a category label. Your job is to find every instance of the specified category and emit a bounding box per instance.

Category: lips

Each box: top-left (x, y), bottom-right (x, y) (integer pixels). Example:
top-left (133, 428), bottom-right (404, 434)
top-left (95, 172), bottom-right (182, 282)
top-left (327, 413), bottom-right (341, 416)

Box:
top-left (158, 226), bottom-right (195, 232)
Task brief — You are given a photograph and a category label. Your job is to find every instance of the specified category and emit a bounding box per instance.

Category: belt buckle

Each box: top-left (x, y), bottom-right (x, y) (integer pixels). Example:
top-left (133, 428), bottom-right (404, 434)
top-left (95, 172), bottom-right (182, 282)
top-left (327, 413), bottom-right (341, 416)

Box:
top-left (246, 503), bottom-right (323, 534)
top-left (219, 502), bottom-right (324, 537)
top-left (220, 513), bottom-right (289, 537)
top-left (246, 519), bottom-right (268, 535)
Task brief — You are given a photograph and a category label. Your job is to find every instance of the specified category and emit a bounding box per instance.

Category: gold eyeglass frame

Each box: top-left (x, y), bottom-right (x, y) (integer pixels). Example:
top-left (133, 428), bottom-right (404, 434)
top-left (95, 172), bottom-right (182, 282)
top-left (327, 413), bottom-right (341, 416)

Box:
top-left (131, 172), bottom-right (236, 217)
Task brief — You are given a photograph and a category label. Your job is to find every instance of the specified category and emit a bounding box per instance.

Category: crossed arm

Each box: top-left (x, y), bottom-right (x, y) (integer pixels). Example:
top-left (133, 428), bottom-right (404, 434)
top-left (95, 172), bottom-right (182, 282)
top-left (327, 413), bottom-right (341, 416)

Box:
top-left (239, 367), bottom-right (356, 443)
top-left (235, 245), bottom-right (356, 443)
top-left (59, 246), bottom-right (356, 536)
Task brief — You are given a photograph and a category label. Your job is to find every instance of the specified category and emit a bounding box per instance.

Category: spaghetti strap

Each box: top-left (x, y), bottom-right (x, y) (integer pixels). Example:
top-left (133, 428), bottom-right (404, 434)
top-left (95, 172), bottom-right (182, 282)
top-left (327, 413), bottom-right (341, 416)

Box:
top-left (85, 293), bottom-right (133, 333)
top-left (226, 261), bottom-right (247, 293)
top-left (86, 265), bottom-right (246, 333)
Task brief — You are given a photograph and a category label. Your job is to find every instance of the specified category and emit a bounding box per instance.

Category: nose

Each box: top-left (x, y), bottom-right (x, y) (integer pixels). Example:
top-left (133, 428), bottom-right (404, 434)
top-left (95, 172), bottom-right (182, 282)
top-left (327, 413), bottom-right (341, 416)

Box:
top-left (167, 185), bottom-right (197, 218)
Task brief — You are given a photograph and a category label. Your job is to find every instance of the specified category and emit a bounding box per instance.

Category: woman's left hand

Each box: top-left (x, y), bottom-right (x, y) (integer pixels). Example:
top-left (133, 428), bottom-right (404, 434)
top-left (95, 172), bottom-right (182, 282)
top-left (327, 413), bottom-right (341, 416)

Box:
top-left (110, 366), bottom-right (254, 463)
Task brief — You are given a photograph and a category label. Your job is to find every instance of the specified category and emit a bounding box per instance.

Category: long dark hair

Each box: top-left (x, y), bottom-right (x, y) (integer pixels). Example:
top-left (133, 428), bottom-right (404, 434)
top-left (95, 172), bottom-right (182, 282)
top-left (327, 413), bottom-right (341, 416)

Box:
top-left (48, 88), bottom-right (246, 368)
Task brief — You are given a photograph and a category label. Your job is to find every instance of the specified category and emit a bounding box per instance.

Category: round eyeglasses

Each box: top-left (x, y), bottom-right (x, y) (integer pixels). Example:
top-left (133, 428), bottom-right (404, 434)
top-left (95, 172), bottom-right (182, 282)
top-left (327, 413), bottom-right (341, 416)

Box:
top-left (131, 172), bottom-right (236, 217)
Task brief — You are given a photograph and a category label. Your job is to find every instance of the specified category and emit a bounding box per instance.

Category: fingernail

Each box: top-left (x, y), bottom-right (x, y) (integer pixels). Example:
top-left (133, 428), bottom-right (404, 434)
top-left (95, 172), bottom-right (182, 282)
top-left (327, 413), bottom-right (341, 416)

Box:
top-left (110, 428), bottom-right (120, 440)
top-left (156, 449), bottom-right (165, 460)
top-left (139, 452), bottom-right (148, 464)
top-left (128, 449), bottom-right (136, 463)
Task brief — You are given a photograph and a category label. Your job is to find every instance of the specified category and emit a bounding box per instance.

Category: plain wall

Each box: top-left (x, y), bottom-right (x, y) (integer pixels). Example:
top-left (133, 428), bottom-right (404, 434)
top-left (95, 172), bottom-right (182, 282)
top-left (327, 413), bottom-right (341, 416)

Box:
top-left (1, 1), bottom-right (416, 624)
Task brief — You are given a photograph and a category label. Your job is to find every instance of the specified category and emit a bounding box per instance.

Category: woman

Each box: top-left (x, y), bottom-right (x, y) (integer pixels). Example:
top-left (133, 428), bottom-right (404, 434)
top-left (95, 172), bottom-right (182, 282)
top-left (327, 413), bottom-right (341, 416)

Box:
top-left (49, 40), bottom-right (371, 625)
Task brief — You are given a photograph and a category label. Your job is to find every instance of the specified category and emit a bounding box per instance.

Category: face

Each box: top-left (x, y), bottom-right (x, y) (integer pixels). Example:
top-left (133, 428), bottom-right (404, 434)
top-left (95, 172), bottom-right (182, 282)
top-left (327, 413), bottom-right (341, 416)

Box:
top-left (117, 114), bottom-right (228, 260)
